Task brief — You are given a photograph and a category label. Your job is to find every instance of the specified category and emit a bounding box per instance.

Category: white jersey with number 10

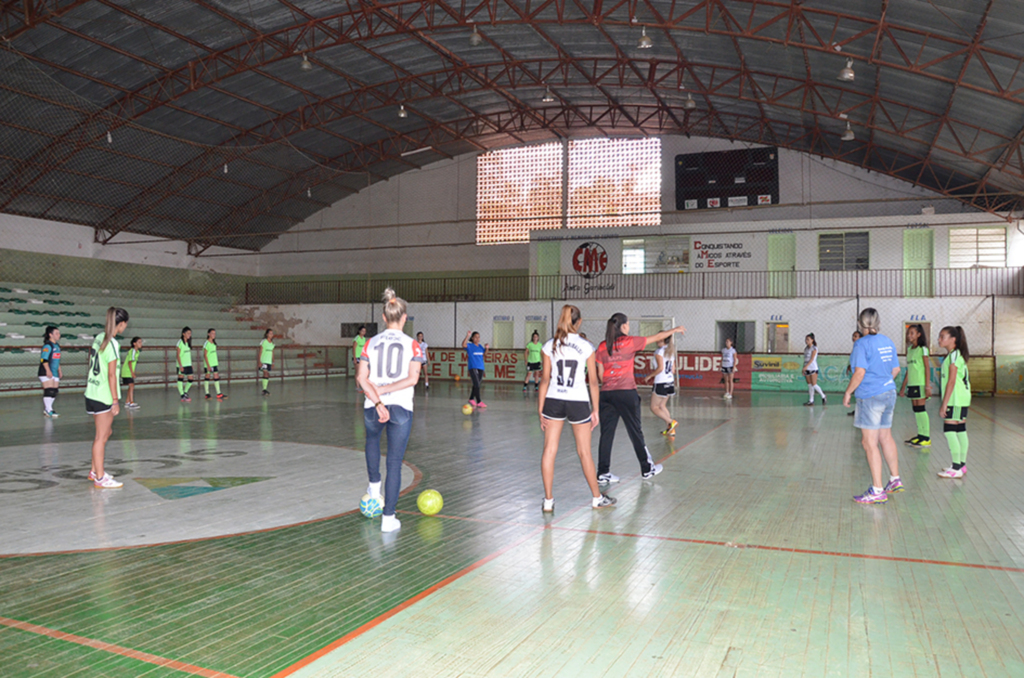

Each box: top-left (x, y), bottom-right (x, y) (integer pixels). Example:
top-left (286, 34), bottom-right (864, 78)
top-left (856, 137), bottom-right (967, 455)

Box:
top-left (360, 329), bottom-right (425, 411)
top-left (542, 334), bottom-right (594, 403)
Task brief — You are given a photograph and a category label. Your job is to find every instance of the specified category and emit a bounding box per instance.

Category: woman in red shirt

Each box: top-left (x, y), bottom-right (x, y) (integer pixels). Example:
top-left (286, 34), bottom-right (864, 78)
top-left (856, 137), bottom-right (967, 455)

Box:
top-left (595, 313), bottom-right (685, 485)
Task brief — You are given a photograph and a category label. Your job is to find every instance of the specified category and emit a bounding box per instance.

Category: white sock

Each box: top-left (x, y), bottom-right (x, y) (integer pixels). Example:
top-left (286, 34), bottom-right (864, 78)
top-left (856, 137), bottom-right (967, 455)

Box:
top-left (367, 481), bottom-right (382, 499)
top-left (814, 385), bottom-right (826, 398)
top-left (808, 385), bottom-right (815, 402)
top-left (873, 486), bottom-right (884, 493)
top-left (43, 397), bottom-right (54, 411)
top-left (890, 475), bottom-right (899, 482)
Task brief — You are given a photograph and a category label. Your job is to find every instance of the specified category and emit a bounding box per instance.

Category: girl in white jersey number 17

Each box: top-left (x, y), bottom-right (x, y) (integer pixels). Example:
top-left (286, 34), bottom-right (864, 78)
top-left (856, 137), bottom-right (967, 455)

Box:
top-left (356, 288), bottom-right (425, 533)
top-left (538, 305), bottom-right (615, 512)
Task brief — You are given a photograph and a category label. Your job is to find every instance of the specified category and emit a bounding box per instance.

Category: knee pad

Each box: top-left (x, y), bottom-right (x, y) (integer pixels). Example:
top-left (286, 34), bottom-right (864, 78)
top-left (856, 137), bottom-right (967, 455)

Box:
top-left (912, 404), bottom-right (926, 413)
top-left (53, 387), bottom-right (59, 397)
top-left (43, 388), bottom-right (57, 398)
top-left (943, 422), bottom-right (958, 433)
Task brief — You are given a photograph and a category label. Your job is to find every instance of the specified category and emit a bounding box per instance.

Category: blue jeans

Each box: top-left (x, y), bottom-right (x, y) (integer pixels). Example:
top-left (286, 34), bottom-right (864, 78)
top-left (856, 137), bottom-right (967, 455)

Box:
top-left (854, 389), bottom-right (896, 430)
top-left (364, 405), bottom-right (413, 516)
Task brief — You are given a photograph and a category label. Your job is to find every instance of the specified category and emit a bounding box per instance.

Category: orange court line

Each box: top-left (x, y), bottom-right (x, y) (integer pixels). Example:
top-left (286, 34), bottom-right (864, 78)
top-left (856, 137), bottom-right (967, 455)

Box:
top-left (0, 616), bottom-right (239, 678)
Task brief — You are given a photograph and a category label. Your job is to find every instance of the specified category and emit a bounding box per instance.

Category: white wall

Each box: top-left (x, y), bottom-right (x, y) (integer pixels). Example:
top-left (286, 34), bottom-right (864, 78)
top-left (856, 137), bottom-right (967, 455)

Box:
top-left (252, 295), bottom-right (1003, 355)
top-left (0, 213), bottom-right (258, 276)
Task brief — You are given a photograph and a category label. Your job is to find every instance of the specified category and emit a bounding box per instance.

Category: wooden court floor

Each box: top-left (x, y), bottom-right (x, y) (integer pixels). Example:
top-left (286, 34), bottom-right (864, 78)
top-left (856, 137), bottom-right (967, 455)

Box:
top-left (0, 379), bottom-right (1021, 677)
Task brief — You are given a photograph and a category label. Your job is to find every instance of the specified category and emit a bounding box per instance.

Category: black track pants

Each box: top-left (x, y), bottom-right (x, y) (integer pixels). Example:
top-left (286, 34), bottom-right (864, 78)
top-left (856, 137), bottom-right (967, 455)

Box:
top-left (597, 389), bottom-right (654, 476)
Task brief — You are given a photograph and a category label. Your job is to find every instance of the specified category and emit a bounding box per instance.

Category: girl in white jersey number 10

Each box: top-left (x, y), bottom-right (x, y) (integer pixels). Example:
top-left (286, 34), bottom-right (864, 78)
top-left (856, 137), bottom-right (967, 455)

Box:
top-left (538, 305), bottom-right (615, 512)
top-left (356, 288), bottom-right (425, 533)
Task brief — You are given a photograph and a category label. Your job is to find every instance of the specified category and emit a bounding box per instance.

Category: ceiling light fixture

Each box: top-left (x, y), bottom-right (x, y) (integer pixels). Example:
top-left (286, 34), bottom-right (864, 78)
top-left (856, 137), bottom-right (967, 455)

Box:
top-left (683, 93), bottom-right (697, 110)
top-left (398, 104), bottom-right (408, 119)
top-left (223, 163), bottom-right (228, 174)
top-left (300, 54), bottom-right (313, 72)
top-left (637, 25), bottom-right (653, 49)
top-left (307, 187), bottom-right (312, 198)
top-left (106, 131), bottom-right (112, 144)
top-left (837, 58), bottom-right (855, 82)
top-left (841, 121), bottom-right (855, 141)
top-left (469, 24), bottom-right (483, 46)
top-left (542, 87), bottom-right (555, 103)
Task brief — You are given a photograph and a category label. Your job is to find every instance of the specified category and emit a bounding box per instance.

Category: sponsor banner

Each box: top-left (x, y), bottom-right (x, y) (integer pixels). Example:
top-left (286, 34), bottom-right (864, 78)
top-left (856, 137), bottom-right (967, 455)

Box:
top-left (750, 354), bottom-right (855, 392)
top-left (727, 195), bottom-right (748, 207)
top-left (422, 349), bottom-right (524, 382)
top-left (634, 351), bottom-right (752, 390)
top-left (684, 199), bottom-right (698, 210)
top-left (758, 194), bottom-right (772, 205)
top-left (707, 197), bottom-right (721, 208)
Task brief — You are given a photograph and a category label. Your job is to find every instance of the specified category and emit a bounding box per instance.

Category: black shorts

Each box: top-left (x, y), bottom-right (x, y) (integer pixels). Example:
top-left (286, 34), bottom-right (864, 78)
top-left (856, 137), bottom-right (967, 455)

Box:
top-left (121, 377), bottom-right (134, 385)
top-left (653, 383), bottom-right (676, 397)
top-left (906, 385), bottom-right (923, 399)
top-left (179, 366), bottom-right (194, 376)
top-left (944, 406), bottom-right (968, 421)
top-left (541, 398), bottom-right (592, 425)
top-left (804, 370), bottom-right (818, 376)
top-left (85, 396), bottom-right (112, 415)
top-left (260, 363), bottom-right (272, 372)
top-left (527, 362), bottom-right (542, 372)
top-left (204, 366), bottom-right (219, 374)
top-left (721, 366), bottom-right (734, 374)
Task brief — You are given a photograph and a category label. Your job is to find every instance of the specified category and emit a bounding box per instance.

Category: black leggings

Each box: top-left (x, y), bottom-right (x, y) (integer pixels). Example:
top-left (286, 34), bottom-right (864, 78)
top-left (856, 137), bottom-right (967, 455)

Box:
top-left (598, 389), bottom-right (654, 476)
top-left (469, 368), bottom-right (484, 402)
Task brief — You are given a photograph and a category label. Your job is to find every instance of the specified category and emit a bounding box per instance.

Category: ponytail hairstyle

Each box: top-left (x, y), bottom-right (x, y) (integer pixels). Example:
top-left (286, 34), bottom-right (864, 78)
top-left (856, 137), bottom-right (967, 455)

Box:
top-left (908, 323), bottom-right (927, 348)
top-left (99, 307), bottom-right (129, 353)
top-left (605, 312), bottom-right (628, 357)
top-left (940, 325), bottom-right (970, 361)
top-left (554, 305), bottom-right (582, 351)
top-left (181, 326), bottom-right (192, 349)
top-left (806, 333), bottom-right (817, 346)
top-left (263, 328), bottom-right (274, 340)
top-left (663, 333), bottom-right (677, 374)
top-left (858, 308), bottom-right (880, 335)
top-left (43, 325), bottom-right (58, 345)
top-left (531, 330), bottom-right (540, 344)
top-left (207, 328), bottom-right (217, 345)
top-left (381, 287), bottom-right (408, 325)
top-left (130, 337), bottom-right (142, 349)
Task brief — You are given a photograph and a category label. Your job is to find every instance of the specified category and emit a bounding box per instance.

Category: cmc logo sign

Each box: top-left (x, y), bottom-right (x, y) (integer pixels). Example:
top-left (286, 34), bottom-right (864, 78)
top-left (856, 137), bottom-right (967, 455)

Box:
top-left (572, 242), bottom-right (608, 279)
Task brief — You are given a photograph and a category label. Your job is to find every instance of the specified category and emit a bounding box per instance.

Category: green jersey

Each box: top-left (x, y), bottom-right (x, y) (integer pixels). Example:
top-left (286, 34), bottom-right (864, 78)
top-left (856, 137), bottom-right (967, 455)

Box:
top-left (86, 334), bottom-right (121, 405)
top-left (354, 335), bottom-right (367, 359)
top-left (941, 349), bottom-right (972, 408)
top-left (204, 340), bottom-right (218, 368)
top-left (526, 341), bottom-right (543, 363)
top-left (260, 338), bottom-right (275, 364)
top-left (120, 347), bottom-right (139, 378)
top-left (906, 345), bottom-right (929, 388)
top-left (177, 339), bottom-right (192, 368)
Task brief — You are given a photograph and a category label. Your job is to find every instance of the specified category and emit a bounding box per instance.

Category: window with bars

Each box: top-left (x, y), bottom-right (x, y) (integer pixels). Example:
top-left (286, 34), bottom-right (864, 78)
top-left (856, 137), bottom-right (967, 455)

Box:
top-left (476, 142), bottom-right (563, 244)
top-left (949, 227), bottom-right (1006, 268)
top-left (476, 138), bottom-right (661, 244)
top-left (818, 232), bottom-right (869, 271)
top-left (567, 138), bottom-right (661, 229)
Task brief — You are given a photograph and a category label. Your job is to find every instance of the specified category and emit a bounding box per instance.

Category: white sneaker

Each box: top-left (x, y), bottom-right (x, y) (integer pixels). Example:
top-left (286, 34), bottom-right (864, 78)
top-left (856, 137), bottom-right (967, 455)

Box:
top-left (597, 473), bottom-right (620, 485)
top-left (937, 466), bottom-right (965, 479)
top-left (381, 514), bottom-right (401, 532)
top-left (93, 473), bottom-right (123, 489)
top-left (127, 402), bottom-right (140, 409)
top-left (366, 482), bottom-right (382, 500)
top-left (542, 497), bottom-right (555, 512)
top-left (642, 463), bottom-right (664, 480)
top-left (724, 393), bottom-right (732, 399)
top-left (592, 494), bottom-right (617, 509)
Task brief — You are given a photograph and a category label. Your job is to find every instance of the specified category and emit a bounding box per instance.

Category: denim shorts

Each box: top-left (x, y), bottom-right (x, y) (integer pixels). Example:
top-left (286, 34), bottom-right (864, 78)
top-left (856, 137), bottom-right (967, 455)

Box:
top-left (854, 389), bottom-right (897, 430)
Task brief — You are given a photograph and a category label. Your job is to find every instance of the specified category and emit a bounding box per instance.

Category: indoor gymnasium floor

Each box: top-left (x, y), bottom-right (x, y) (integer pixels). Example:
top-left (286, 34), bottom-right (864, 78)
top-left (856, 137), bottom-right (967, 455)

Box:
top-left (0, 379), bottom-right (1022, 678)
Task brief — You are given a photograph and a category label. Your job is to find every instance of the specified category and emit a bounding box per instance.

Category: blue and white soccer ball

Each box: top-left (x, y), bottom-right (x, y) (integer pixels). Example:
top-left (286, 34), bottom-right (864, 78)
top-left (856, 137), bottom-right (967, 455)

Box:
top-left (359, 493), bottom-right (384, 518)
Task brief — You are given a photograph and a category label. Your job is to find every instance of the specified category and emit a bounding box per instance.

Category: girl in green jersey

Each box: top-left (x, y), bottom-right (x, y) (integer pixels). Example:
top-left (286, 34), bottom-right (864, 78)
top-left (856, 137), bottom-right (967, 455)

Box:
top-left (177, 327), bottom-right (194, 403)
top-left (203, 328), bottom-right (225, 400)
top-left (258, 329), bottom-right (275, 396)
top-left (937, 326), bottom-right (971, 479)
top-left (86, 307), bottom-right (129, 489)
top-left (523, 331), bottom-right (543, 391)
top-left (121, 336), bottom-right (142, 409)
top-left (899, 324), bottom-right (932, 447)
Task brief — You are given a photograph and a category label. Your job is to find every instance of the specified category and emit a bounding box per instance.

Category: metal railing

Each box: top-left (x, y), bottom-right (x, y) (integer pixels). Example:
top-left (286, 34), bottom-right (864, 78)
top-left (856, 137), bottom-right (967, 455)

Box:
top-left (0, 344), bottom-right (351, 393)
top-left (244, 267), bottom-right (1023, 304)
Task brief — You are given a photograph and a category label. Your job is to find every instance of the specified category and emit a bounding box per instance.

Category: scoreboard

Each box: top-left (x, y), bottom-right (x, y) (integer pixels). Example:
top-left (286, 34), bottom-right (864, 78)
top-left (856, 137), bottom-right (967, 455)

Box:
top-left (676, 146), bottom-right (780, 211)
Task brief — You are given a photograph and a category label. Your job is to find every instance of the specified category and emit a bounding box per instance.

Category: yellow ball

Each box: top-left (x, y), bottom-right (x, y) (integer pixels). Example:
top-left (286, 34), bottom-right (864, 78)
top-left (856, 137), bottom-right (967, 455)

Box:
top-left (417, 489), bottom-right (443, 515)
top-left (462, 403), bottom-right (474, 415)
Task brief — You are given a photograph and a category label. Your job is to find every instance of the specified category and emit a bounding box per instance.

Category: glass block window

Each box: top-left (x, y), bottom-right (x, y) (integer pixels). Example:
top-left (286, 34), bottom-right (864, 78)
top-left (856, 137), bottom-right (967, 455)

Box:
top-left (622, 239), bottom-right (646, 274)
top-left (819, 232), bottom-right (869, 271)
top-left (949, 227), bottom-right (1006, 268)
top-left (476, 142), bottom-right (563, 244)
top-left (568, 138), bottom-right (661, 229)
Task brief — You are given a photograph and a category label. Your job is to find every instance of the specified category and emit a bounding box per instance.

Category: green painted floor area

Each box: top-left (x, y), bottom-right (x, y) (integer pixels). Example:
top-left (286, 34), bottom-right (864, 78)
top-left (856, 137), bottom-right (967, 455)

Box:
top-left (1, 380), bottom-right (1022, 677)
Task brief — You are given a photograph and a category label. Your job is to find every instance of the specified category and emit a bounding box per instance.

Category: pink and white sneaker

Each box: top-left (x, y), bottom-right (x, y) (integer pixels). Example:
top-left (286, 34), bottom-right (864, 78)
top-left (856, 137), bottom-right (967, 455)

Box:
top-left (88, 470), bottom-right (98, 481)
top-left (937, 466), bottom-right (966, 479)
top-left (476, 402), bottom-right (488, 409)
top-left (93, 473), bottom-right (123, 489)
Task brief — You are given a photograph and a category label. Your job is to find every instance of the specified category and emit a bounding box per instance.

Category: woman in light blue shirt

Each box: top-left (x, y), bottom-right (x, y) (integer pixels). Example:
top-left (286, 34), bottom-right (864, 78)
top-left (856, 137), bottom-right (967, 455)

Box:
top-left (844, 308), bottom-right (902, 505)
top-left (462, 330), bottom-right (489, 409)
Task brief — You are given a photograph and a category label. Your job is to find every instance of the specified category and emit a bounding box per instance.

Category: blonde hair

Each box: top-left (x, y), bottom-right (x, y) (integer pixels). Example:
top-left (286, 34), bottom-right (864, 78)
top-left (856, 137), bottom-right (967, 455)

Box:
top-left (381, 287), bottom-right (408, 325)
top-left (100, 307), bottom-right (129, 352)
top-left (858, 308), bottom-right (880, 335)
top-left (663, 333), bottom-right (677, 374)
top-left (554, 305), bottom-right (581, 350)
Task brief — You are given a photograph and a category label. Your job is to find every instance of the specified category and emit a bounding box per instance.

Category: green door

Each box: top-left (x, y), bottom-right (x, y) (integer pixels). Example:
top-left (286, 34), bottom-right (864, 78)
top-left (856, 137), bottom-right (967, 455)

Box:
top-left (492, 320), bottom-right (514, 349)
top-left (768, 234), bottom-right (796, 298)
top-left (903, 230), bottom-right (934, 297)
top-left (535, 241), bottom-right (561, 299)
top-left (524, 320), bottom-right (548, 346)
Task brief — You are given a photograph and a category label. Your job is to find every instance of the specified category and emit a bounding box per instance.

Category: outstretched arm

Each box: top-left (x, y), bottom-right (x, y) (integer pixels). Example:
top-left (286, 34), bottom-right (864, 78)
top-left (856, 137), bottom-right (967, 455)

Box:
top-left (645, 325), bottom-right (686, 346)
